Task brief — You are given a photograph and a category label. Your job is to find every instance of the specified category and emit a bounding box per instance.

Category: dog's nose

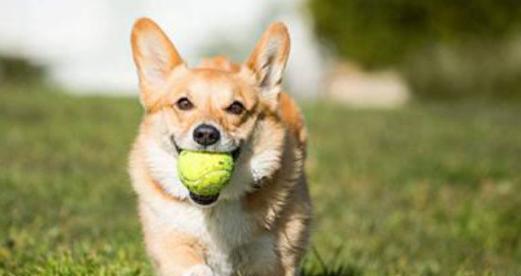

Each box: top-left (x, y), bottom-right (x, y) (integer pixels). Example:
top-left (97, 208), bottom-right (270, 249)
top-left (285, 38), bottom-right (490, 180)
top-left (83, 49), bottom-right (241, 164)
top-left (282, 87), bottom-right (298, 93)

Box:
top-left (193, 124), bottom-right (220, 146)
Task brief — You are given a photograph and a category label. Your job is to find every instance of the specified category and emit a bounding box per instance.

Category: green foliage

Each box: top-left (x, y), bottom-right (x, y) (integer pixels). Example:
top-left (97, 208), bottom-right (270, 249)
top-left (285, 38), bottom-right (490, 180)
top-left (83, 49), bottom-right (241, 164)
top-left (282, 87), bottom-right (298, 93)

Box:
top-left (404, 40), bottom-right (521, 100)
top-left (1, 86), bottom-right (521, 274)
top-left (0, 56), bottom-right (46, 85)
top-left (308, 0), bottom-right (521, 68)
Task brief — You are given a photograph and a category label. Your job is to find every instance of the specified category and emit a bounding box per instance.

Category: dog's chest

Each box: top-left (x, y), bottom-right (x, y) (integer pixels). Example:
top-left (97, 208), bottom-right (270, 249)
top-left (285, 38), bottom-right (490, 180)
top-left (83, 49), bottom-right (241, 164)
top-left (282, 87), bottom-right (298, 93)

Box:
top-left (163, 200), bottom-right (276, 275)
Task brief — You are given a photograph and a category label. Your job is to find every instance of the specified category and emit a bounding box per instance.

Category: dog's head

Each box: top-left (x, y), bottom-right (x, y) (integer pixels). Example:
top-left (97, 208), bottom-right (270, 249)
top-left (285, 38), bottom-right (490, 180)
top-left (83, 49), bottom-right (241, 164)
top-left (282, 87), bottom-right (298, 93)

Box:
top-left (131, 18), bottom-right (292, 206)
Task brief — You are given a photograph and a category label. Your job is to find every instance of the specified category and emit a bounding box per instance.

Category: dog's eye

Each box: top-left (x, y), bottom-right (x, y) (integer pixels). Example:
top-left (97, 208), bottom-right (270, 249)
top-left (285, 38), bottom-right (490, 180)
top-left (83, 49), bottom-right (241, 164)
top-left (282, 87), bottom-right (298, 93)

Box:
top-left (225, 101), bottom-right (245, 115)
top-left (176, 97), bottom-right (194, 111)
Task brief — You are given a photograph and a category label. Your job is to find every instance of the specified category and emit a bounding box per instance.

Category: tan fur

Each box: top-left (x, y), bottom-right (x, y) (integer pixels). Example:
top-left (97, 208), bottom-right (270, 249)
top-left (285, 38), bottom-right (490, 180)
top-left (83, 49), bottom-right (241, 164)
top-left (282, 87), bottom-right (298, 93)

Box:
top-left (199, 56), bottom-right (241, 73)
top-left (128, 18), bottom-right (311, 276)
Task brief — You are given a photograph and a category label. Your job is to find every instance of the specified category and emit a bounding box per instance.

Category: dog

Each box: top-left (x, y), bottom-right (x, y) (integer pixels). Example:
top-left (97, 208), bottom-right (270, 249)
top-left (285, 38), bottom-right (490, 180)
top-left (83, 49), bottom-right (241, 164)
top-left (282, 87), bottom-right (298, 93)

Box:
top-left (128, 17), bottom-right (311, 276)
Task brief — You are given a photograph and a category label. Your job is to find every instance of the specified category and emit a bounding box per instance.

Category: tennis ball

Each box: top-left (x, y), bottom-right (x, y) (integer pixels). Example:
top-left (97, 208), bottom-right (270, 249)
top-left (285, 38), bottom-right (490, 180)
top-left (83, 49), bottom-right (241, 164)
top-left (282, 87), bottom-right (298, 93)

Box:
top-left (177, 150), bottom-right (234, 196)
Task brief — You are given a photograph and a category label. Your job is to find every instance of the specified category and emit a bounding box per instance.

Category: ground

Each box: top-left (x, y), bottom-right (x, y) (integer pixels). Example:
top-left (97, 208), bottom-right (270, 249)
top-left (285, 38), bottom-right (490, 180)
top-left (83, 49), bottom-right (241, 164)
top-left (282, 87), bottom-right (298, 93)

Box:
top-left (0, 86), bottom-right (520, 275)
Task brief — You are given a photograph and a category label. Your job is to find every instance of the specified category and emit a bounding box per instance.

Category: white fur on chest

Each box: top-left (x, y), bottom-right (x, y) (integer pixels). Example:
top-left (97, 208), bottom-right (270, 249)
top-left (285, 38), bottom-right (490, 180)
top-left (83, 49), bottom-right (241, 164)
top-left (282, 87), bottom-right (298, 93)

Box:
top-left (145, 198), bottom-right (276, 276)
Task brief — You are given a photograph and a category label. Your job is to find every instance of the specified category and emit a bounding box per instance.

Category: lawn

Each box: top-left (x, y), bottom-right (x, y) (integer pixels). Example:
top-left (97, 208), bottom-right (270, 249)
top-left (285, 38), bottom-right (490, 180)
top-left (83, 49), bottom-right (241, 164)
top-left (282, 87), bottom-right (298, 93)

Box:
top-left (1, 85), bottom-right (520, 275)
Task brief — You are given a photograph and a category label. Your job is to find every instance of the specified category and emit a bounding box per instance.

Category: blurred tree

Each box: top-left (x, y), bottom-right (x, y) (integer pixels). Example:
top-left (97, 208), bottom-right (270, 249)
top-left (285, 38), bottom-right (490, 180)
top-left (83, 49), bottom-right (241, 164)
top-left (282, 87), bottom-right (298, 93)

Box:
top-left (309, 0), bottom-right (521, 68)
top-left (0, 56), bottom-right (45, 85)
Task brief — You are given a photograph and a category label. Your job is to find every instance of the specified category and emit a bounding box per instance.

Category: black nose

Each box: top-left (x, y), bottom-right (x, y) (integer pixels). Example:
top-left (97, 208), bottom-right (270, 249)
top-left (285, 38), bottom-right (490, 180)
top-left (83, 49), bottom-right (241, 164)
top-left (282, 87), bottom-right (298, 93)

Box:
top-left (193, 124), bottom-right (220, 146)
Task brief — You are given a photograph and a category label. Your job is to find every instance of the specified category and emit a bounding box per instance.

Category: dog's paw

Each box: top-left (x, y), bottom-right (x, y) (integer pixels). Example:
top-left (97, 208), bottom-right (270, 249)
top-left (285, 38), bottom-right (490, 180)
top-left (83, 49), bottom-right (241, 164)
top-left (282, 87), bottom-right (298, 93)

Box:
top-left (182, 264), bottom-right (214, 276)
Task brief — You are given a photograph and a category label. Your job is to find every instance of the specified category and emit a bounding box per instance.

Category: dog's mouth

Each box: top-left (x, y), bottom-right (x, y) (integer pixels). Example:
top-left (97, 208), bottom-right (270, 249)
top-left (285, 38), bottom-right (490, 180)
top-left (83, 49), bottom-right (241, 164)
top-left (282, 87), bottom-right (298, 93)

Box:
top-left (189, 192), bottom-right (219, 206)
top-left (171, 136), bottom-right (241, 161)
top-left (231, 147), bottom-right (241, 161)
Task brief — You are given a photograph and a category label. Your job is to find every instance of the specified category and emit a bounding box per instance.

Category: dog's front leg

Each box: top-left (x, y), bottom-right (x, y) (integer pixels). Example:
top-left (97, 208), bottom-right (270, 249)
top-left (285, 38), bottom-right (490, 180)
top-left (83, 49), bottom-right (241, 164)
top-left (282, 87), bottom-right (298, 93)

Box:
top-left (145, 232), bottom-right (213, 276)
top-left (140, 204), bottom-right (212, 275)
top-left (180, 264), bottom-right (213, 276)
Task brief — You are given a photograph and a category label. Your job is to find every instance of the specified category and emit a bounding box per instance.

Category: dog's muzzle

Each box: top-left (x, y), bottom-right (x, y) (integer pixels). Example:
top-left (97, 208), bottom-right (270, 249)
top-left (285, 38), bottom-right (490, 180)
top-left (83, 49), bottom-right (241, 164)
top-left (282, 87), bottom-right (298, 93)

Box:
top-left (171, 135), bottom-right (242, 162)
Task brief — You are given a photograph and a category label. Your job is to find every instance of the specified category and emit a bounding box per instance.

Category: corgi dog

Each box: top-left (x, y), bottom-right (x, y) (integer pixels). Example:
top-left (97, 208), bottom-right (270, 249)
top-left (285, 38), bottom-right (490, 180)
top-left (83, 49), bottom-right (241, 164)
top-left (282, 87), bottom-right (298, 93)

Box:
top-left (128, 18), bottom-right (311, 276)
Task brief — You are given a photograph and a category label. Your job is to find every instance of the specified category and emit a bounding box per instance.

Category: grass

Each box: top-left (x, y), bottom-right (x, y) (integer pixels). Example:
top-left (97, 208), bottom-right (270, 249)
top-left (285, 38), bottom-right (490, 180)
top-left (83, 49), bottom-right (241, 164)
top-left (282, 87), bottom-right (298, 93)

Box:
top-left (1, 85), bottom-right (520, 275)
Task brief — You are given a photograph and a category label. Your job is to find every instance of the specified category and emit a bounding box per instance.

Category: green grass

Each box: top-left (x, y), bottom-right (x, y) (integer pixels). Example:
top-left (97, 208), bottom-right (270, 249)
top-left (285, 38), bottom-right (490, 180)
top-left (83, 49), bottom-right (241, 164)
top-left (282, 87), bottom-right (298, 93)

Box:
top-left (1, 85), bottom-right (520, 275)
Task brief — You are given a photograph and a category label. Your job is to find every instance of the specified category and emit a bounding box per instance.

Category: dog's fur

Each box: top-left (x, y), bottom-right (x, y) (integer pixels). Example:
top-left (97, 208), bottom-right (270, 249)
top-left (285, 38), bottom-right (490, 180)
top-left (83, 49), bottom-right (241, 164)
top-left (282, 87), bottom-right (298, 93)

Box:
top-left (128, 18), bottom-right (311, 276)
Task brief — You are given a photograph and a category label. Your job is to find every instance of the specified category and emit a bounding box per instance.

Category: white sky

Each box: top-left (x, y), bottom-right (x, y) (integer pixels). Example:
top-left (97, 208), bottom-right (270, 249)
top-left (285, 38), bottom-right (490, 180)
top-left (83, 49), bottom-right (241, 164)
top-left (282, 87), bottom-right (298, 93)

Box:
top-left (0, 0), bottom-right (325, 97)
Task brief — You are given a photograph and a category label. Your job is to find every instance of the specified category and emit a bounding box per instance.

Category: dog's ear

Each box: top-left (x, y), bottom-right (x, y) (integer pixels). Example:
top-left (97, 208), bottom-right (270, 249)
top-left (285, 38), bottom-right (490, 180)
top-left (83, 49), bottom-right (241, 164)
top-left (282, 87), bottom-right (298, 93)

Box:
top-left (245, 22), bottom-right (290, 105)
top-left (131, 17), bottom-right (183, 108)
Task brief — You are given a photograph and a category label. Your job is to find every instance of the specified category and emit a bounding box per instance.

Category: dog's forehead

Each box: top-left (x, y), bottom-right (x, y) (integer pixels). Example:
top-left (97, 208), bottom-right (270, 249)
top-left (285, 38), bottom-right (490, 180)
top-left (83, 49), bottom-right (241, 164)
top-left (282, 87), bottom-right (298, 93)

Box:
top-left (183, 69), bottom-right (256, 107)
top-left (189, 70), bottom-right (235, 97)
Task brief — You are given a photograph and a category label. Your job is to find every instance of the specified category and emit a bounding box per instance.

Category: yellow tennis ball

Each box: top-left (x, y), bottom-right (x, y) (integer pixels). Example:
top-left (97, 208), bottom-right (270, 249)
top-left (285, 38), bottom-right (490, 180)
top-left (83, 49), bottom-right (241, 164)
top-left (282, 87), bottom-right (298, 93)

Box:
top-left (177, 150), bottom-right (234, 196)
